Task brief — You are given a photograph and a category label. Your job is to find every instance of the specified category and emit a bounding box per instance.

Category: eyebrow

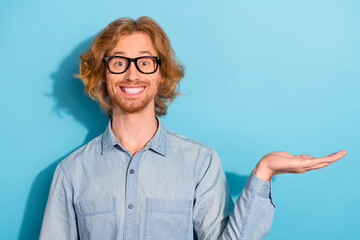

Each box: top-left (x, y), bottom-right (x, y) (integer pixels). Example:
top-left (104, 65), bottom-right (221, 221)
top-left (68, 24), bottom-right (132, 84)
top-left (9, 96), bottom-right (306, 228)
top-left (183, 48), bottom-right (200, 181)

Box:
top-left (112, 51), bottom-right (153, 56)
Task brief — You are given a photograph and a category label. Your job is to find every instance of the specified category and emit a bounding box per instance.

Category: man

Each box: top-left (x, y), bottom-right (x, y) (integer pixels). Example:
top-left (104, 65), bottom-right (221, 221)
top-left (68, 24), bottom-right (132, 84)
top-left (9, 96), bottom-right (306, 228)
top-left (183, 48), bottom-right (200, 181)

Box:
top-left (40, 16), bottom-right (346, 240)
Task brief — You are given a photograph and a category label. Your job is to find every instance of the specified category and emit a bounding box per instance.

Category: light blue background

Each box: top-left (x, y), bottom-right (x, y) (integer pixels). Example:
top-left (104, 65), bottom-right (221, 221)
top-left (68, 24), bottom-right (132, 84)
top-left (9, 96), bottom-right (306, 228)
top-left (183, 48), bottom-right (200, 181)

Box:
top-left (1, 0), bottom-right (359, 239)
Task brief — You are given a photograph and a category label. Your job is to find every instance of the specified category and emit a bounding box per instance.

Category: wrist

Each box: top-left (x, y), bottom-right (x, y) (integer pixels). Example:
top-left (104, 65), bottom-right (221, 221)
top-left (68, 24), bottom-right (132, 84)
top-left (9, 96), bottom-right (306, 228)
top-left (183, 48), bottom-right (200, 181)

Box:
top-left (253, 161), bottom-right (273, 182)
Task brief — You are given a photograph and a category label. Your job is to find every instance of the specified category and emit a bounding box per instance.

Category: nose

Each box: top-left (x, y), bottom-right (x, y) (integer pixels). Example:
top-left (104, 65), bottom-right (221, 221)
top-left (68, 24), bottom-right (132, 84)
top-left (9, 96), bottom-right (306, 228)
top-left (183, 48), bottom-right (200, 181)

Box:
top-left (124, 61), bottom-right (140, 82)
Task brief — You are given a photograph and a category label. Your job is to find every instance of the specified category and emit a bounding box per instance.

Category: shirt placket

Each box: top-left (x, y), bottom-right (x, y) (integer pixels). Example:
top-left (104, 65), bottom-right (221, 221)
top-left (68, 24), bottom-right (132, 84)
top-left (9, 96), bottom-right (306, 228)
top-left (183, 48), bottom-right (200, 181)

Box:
top-left (123, 150), bottom-right (144, 240)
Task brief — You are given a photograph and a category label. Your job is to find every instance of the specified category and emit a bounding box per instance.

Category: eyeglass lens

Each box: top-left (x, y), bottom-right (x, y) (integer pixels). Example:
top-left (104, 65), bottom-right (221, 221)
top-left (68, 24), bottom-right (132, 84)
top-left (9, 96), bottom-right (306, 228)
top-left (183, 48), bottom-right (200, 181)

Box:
top-left (108, 57), bottom-right (158, 73)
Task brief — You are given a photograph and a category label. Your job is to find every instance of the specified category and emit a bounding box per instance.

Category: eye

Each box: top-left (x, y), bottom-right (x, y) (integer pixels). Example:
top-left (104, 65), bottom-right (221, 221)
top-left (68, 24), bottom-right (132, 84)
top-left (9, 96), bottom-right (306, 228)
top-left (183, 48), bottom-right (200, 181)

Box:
top-left (109, 57), bottom-right (127, 68)
top-left (139, 60), bottom-right (150, 66)
top-left (115, 61), bottom-right (125, 67)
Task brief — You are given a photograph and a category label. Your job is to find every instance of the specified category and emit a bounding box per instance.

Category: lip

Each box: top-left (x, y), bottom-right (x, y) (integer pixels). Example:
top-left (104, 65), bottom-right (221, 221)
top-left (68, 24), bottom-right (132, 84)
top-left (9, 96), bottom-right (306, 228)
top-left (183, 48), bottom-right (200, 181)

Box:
top-left (119, 85), bottom-right (146, 96)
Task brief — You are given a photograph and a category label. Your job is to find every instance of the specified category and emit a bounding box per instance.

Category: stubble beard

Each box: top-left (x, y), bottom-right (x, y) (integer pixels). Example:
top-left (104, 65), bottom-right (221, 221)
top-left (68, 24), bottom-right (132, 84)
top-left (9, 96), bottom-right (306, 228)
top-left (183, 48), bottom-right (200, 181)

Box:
top-left (110, 82), bottom-right (158, 114)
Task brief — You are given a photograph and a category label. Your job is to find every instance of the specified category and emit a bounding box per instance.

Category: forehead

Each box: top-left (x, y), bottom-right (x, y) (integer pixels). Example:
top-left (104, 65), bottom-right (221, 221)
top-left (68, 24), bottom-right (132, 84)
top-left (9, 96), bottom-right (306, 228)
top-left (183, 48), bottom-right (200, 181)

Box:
top-left (110, 31), bottom-right (157, 56)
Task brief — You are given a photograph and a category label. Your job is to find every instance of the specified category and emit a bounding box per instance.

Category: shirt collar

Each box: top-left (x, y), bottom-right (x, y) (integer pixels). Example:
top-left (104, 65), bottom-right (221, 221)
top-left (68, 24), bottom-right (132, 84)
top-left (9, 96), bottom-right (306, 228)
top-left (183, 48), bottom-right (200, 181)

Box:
top-left (101, 117), bottom-right (167, 157)
top-left (101, 121), bottom-right (120, 154)
top-left (145, 118), bottom-right (167, 157)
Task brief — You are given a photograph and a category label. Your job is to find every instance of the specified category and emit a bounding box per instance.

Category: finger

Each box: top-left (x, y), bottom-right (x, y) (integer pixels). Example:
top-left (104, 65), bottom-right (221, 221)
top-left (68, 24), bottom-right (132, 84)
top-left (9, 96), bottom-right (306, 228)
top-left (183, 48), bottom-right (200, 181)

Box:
top-left (317, 150), bottom-right (346, 162)
top-left (329, 150), bottom-right (347, 158)
top-left (296, 154), bottom-right (314, 159)
top-left (301, 150), bottom-right (347, 169)
top-left (305, 160), bottom-right (334, 171)
top-left (304, 159), bottom-right (340, 171)
top-left (308, 162), bottom-right (332, 171)
top-left (269, 151), bottom-right (292, 157)
top-left (321, 150), bottom-right (347, 163)
top-left (302, 156), bottom-right (334, 168)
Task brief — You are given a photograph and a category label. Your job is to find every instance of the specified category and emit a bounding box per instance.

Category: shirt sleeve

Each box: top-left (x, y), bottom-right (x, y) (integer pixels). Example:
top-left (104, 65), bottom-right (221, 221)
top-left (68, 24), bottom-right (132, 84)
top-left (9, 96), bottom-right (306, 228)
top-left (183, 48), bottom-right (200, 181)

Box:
top-left (193, 149), bottom-right (275, 240)
top-left (39, 162), bottom-right (79, 240)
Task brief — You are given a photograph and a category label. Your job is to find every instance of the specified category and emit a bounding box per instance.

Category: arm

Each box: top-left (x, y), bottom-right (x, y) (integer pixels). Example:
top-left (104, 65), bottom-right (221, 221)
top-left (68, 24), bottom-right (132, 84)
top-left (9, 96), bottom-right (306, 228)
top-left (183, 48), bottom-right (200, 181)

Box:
top-left (219, 173), bottom-right (275, 240)
top-left (193, 149), bottom-right (275, 240)
top-left (39, 162), bottom-right (78, 240)
top-left (193, 149), bottom-right (347, 240)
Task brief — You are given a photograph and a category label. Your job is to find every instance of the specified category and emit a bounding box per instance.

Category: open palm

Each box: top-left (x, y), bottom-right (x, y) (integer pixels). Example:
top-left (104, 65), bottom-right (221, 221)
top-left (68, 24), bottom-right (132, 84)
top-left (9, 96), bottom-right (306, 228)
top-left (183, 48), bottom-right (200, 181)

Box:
top-left (253, 150), bottom-right (347, 181)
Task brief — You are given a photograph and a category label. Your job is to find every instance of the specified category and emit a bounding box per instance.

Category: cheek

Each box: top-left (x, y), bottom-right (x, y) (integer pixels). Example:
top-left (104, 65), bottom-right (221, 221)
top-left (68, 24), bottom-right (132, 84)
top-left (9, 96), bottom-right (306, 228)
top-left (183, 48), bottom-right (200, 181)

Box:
top-left (106, 79), bottom-right (117, 96)
top-left (106, 74), bottom-right (119, 93)
top-left (152, 74), bottom-right (162, 87)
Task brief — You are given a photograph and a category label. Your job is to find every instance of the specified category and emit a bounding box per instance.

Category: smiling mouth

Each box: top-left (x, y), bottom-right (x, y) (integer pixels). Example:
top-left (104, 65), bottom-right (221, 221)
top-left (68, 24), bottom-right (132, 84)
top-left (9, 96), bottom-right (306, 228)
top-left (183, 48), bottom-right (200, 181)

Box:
top-left (120, 86), bottom-right (146, 95)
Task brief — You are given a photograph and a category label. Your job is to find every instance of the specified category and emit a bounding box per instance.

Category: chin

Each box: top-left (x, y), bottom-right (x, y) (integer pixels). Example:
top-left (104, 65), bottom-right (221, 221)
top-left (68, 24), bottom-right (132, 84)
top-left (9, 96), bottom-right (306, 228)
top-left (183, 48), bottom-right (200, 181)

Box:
top-left (117, 100), bottom-right (153, 114)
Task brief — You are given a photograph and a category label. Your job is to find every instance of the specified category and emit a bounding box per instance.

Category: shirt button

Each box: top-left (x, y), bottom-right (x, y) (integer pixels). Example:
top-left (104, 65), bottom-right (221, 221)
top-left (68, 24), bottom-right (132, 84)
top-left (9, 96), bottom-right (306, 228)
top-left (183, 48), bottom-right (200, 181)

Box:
top-left (130, 169), bottom-right (135, 174)
top-left (128, 204), bottom-right (134, 209)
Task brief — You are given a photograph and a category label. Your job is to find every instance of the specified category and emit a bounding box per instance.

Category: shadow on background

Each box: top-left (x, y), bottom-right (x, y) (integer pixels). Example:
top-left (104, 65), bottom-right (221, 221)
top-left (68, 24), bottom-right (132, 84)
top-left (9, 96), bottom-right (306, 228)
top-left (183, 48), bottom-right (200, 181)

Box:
top-left (49, 36), bottom-right (109, 143)
top-left (18, 157), bottom-right (62, 240)
top-left (225, 172), bottom-right (248, 198)
top-left (18, 36), bottom-right (108, 240)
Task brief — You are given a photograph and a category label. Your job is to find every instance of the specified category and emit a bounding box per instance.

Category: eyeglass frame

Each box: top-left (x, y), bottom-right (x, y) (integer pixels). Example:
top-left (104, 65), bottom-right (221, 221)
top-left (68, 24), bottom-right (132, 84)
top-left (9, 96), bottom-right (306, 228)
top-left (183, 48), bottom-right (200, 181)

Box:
top-left (103, 56), bottom-right (161, 74)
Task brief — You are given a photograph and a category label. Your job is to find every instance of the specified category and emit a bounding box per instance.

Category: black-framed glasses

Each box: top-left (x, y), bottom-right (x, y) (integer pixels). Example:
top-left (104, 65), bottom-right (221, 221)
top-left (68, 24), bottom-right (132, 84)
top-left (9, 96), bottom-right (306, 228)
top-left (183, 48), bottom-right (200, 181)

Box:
top-left (103, 56), bottom-right (161, 74)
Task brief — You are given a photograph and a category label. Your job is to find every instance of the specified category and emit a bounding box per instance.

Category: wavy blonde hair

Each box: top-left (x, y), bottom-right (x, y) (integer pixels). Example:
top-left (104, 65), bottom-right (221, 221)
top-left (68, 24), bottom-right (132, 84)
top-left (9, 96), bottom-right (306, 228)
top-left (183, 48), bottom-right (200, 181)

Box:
top-left (77, 16), bottom-right (185, 117)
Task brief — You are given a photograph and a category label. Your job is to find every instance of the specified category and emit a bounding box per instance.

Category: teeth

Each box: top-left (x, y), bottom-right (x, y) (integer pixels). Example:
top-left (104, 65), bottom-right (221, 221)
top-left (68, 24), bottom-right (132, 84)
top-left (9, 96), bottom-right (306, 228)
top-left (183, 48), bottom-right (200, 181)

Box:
top-left (121, 87), bottom-right (145, 94)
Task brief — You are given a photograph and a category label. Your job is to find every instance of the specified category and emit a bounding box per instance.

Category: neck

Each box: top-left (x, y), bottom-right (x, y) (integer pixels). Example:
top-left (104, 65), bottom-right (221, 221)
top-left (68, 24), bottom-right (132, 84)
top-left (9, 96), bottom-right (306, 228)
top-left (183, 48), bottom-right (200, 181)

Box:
top-left (111, 105), bottom-right (158, 156)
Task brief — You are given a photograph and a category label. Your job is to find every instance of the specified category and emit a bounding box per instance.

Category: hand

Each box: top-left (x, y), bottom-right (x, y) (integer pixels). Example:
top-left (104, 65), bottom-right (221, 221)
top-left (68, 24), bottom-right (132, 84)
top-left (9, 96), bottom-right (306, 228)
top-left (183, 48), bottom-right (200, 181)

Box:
top-left (252, 150), bottom-right (347, 182)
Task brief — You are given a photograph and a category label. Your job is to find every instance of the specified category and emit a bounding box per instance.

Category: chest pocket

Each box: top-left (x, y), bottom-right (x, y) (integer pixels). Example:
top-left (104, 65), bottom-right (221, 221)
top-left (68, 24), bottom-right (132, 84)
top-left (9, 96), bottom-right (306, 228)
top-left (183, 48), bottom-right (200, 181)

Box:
top-left (144, 198), bottom-right (192, 240)
top-left (75, 197), bottom-right (118, 240)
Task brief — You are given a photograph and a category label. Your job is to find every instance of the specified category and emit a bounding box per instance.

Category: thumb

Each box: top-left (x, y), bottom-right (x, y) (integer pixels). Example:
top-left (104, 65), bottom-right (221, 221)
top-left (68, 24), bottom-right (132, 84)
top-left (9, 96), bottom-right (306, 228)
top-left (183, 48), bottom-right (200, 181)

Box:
top-left (296, 154), bottom-right (314, 159)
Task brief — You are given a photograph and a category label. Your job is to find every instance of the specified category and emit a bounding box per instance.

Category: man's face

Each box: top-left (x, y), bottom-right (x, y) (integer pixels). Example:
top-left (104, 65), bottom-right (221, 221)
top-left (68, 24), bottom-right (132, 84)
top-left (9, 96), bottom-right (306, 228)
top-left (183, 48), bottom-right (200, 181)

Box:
top-left (106, 31), bottom-right (162, 114)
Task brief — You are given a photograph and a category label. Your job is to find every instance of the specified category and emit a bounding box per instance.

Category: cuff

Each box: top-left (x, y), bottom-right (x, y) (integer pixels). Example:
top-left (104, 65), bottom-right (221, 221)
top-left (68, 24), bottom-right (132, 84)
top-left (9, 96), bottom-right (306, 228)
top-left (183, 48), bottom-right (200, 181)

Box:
top-left (245, 172), bottom-right (272, 198)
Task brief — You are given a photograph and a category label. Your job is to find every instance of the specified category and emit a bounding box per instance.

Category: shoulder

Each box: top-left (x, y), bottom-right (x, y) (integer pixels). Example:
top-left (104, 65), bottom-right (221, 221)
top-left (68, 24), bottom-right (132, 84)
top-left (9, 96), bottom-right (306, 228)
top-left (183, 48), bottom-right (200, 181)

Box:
top-left (165, 128), bottom-right (213, 149)
top-left (163, 128), bottom-right (217, 160)
top-left (163, 128), bottom-right (224, 185)
top-left (60, 134), bottom-right (103, 171)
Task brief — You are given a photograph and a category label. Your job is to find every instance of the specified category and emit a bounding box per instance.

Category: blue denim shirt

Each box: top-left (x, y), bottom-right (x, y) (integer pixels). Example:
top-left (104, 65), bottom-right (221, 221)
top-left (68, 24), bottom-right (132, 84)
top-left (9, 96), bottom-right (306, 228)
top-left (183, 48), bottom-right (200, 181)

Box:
top-left (40, 119), bottom-right (275, 240)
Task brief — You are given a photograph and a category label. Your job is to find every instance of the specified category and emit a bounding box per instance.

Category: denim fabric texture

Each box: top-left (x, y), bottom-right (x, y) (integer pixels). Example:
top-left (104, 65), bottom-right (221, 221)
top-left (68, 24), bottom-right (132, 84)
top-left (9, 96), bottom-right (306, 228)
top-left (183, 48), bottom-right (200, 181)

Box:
top-left (40, 119), bottom-right (275, 240)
